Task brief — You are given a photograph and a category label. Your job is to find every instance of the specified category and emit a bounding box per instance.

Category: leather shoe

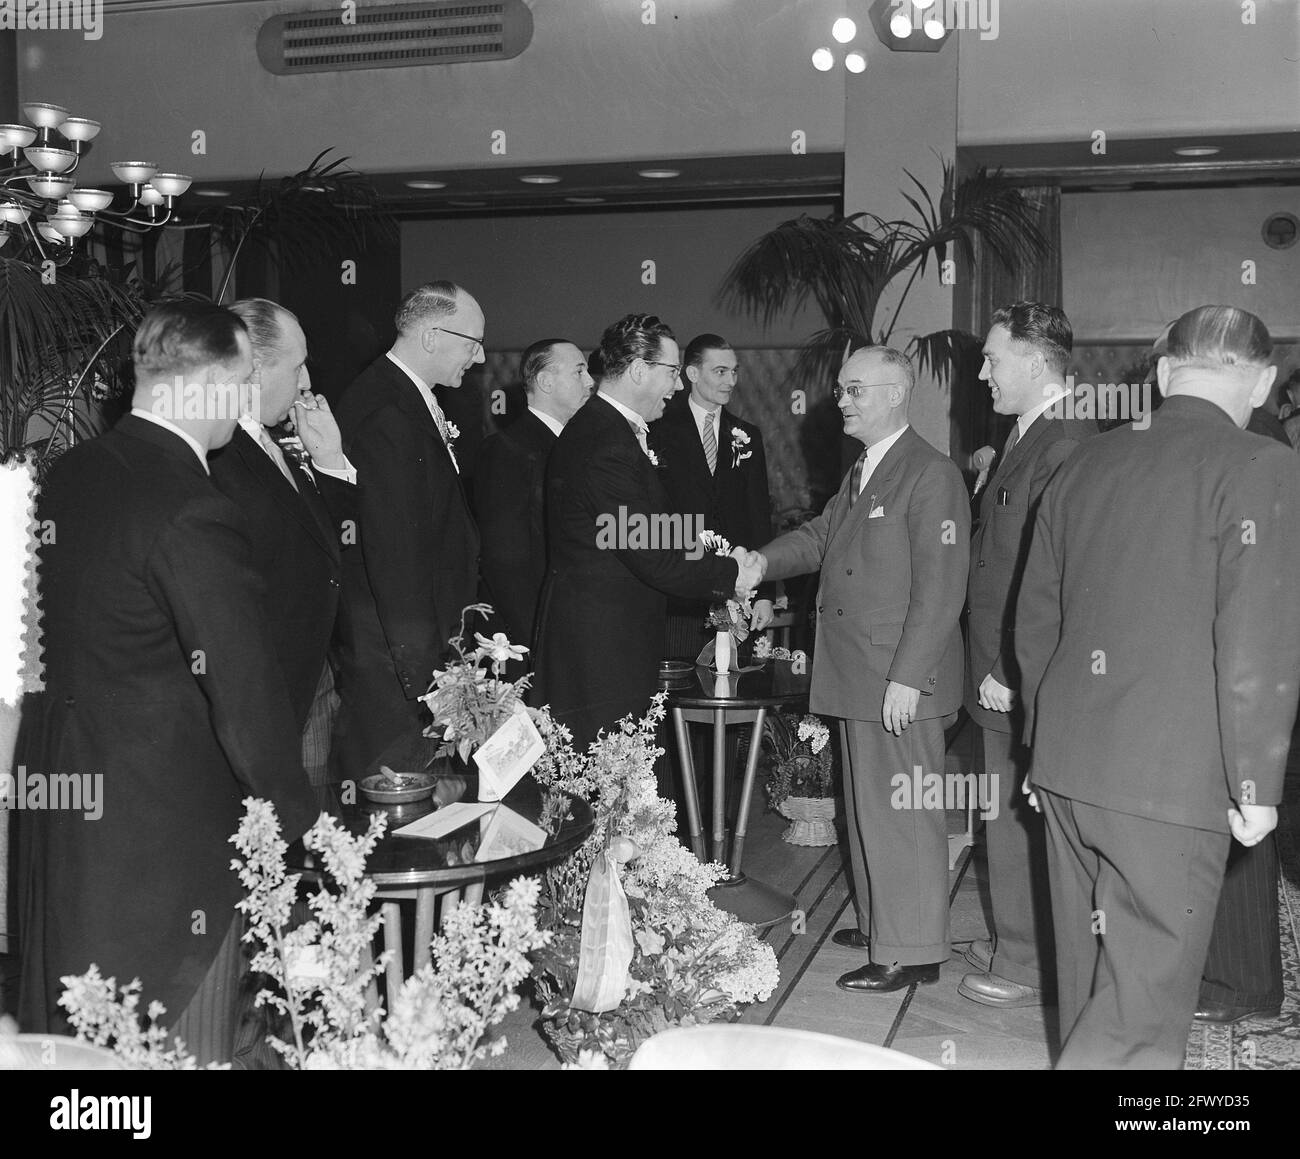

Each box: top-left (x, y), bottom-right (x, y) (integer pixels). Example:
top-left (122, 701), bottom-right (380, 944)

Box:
top-left (960, 938), bottom-right (993, 972)
top-left (831, 928), bottom-right (870, 950)
top-left (837, 961), bottom-right (941, 993)
top-left (1193, 1001), bottom-right (1282, 1025)
top-left (957, 970), bottom-right (1050, 1008)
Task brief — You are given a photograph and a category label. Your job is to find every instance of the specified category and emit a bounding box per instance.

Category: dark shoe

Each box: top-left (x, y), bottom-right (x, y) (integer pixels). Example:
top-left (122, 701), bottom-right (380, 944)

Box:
top-left (836, 961), bottom-right (941, 993)
top-left (1193, 1001), bottom-right (1282, 1025)
top-left (831, 928), bottom-right (871, 950)
top-left (957, 971), bottom-right (1050, 1008)
top-left (960, 938), bottom-right (993, 972)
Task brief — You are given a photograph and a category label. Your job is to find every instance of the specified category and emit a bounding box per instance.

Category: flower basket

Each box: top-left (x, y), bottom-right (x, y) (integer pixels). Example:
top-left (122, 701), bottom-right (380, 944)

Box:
top-left (776, 795), bottom-right (838, 846)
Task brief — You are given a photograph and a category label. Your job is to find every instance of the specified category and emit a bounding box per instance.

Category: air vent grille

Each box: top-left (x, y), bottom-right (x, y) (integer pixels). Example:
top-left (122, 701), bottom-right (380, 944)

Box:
top-left (257, 1), bottom-right (533, 75)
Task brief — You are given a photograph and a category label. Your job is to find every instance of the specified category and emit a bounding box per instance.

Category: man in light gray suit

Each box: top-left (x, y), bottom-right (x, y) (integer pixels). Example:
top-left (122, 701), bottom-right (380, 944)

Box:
top-left (750, 346), bottom-right (969, 993)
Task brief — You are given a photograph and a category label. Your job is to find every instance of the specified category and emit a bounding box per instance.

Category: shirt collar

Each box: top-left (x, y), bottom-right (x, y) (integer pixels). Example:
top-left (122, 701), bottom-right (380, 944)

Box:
top-left (386, 350), bottom-right (429, 393)
top-left (864, 423), bottom-right (908, 468)
top-left (597, 389), bottom-right (648, 435)
top-left (130, 408), bottom-right (210, 474)
top-left (527, 405), bottom-right (565, 438)
top-left (1018, 386), bottom-right (1072, 438)
top-left (688, 395), bottom-right (721, 437)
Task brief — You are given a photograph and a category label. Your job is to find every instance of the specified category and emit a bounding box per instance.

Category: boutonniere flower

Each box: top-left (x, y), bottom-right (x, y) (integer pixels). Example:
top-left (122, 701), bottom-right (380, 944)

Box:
top-left (730, 426), bottom-right (753, 468)
top-left (445, 420), bottom-right (461, 443)
top-left (646, 448), bottom-right (660, 467)
top-left (697, 529), bottom-right (733, 556)
top-left (277, 435), bottom-right (314, 478)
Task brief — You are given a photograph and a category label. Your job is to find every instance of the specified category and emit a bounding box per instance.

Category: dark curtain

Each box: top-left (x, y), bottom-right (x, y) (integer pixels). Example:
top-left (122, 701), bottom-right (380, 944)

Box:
top-left (951, 184), bottom-right (1063, 468)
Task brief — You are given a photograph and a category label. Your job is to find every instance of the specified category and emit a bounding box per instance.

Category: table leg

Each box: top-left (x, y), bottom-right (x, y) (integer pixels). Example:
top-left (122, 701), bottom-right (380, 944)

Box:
top-left (463, 882), bottom-right (484, 906)
top-left (729, 707), bottom-right (766, 878)
top-left (672, 707), bottom-right (706, 862)
top-left (413, 887), bottom-right (436, 973)
top-left (439, 888), bottom-right (463, 930)
top-left (381, 901), bottom-right (404, 999)
top-left (712, 707), bottom-right (727, 863)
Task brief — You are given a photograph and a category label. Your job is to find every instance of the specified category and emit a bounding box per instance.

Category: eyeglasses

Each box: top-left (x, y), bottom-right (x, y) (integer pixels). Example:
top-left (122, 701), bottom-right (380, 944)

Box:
top-left (832, 381), bottom-right (901, 402)
top-left (435, 325), bottom-right (484, 354)
top-left (644, 360), bottom-right (682, 376)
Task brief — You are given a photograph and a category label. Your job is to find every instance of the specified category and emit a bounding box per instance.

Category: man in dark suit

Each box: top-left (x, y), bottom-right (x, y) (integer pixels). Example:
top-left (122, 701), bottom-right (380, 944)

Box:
top-left (211, 299), bottom-right (354, 806)
top-left (17, 300), bottom-right (317, 1065)
top-left (1017, 305), bottom-right (1300, 1068)
top-left (958, 303), bottom-right (1096, 1009)
top-left (753, 346), bottom-right (970, 993)
top-left (650, 333), bottom-right (776, 659)
top-left (332, 281), bottom-right (483, 778)
top-left (533, 314), bottom-right (761, 749)
top-left (474, 338), bottom-right (592, 653)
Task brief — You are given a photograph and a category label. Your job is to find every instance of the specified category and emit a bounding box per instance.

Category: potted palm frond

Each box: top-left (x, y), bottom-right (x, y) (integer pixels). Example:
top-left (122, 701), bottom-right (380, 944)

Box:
top-left (718, 160), bottom-right (1048, 389)
top-left (762, 711), bottom-right (837, 846)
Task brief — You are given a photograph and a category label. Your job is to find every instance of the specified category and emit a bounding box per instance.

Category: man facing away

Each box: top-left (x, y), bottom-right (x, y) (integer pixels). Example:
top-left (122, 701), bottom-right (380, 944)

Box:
top-left (533, 314), bottom-right (762, 750)
top-left (474, 338), bottom-right (592, 654)
top-left (211, 298), bottom-right (356, 805)
top-left (751, 346), bottom-right (970, 993)
top-left (18, 299), bottom-right (317, 1065)
top-left (332, 281), bottom-right (484, 777)
top-left (1017, 304), bottom-right (1300, 1068)
top-left (959, 302), bottom-right (1096, 1009)
top-left (650, 333), bottom-right (776, 659)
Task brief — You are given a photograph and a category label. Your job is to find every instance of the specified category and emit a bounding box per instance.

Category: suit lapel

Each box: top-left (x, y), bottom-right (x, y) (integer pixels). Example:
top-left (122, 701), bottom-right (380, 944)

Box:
top-left (827, 429), bottom-right (911, 554)
top-left (232, 428), bottom-right (338, 561)
top-left (985, 413), bottom-right (1051, 506)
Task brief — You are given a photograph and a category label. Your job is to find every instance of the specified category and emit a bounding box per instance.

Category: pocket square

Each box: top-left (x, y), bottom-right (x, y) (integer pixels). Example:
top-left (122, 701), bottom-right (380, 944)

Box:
top-left (868, 506), bottom-right (885, 519)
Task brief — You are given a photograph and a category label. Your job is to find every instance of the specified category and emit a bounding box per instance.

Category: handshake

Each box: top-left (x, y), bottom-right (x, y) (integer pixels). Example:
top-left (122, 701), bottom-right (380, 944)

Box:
top-left (730, 547), bottom-right (768, 601)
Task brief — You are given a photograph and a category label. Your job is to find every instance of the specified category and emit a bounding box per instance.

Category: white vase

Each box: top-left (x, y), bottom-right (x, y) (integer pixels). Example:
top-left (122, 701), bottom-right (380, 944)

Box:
top-left (715, 630), bottom-right (733, 674)
top-left (777, 795), bottom-right (837, 846)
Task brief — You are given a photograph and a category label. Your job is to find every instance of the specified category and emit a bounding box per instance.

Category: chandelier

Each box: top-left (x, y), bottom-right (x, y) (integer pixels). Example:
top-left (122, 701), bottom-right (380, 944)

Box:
top-left (0, 101), bottom-right (192, 264)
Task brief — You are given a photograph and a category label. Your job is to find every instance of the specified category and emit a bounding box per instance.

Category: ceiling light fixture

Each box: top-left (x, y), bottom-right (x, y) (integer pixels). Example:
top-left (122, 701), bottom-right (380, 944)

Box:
top-left (831, 17), bottom-right (857, 43)
top-left (519, 174), bottom-right (561, 184)
top-left (637, 168), bottom-right (681, 179)
top-left (565, 196), bottom-right (606, 205)
top-left (845, 51), bottom-right (866, 73)
top-left (811, 47), bottom-right (835, 70)
top-left (405, 179), bottom-right (448, 190)
top-left (1173, 146), bottom-right (1221, 157)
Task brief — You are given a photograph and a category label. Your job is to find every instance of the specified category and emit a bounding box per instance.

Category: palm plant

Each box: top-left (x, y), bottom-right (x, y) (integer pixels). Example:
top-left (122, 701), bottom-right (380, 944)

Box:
top-left (0, 148), bottom-right (392, 475)
top-left (718, 160), bottom-right (1049, 387)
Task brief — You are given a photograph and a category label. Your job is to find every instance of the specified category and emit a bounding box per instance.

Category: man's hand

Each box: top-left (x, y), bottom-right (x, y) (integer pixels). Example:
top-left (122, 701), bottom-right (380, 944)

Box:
top-left (749, 598), bottom-right (775, 632)
top-left (1228, 803), bottom-right (1277, 847)
top-left (1021, 769), bottom-right (1040, 813)
top-left (881, 680), bottom-right (921, 736)
top-left (732, 547), bottom-right (764, 600)
top-left (978, 672), bottom-right (1016, 713)
top-left (291, 393), bottom-right (347, 469)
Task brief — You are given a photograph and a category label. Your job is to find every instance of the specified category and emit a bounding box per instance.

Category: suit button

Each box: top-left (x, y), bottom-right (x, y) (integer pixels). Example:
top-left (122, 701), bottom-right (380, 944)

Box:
top-left (817, 605), bottom-right (823, 614)
top-left (977, 560), bottom-right (985, 568)
top-left (64, 695), bottom-right (75, 707)
top-left (846, 568), bottom-right (853, 575)
top-left (837, 609), bottom-right (843, 616)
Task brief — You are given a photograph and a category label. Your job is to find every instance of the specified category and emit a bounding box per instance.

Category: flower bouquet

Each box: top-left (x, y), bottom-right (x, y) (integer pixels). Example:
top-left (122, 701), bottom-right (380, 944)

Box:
top-left (762, 711), bottom-right (838, 846)
top-left (530, 694), bottom-right (778, 1067)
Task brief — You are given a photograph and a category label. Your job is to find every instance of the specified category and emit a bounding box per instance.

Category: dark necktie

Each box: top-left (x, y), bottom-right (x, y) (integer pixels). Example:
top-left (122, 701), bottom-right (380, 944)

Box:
top-left (848, 449), bottom-right (869, 506)
top-left (1001, 421), bottom-right (1021, 461)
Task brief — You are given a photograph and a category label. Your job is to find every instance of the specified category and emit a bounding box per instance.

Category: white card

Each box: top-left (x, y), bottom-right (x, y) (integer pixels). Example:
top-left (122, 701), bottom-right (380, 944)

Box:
top-left (474, 804), bottom-right (548, 863)
top-left (473, 701), bottom-right (545, 802)
top-left (394, 801), bottom-right (495, 839)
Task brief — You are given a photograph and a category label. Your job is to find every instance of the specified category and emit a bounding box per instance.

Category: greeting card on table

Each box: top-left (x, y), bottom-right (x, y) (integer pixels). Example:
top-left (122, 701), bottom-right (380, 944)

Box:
top-left (474, 701), bottom-right (545, 802)
top-left (473, 805), bottom-right (547, 863)
top-left (394, 801), bottom-right (495, 840)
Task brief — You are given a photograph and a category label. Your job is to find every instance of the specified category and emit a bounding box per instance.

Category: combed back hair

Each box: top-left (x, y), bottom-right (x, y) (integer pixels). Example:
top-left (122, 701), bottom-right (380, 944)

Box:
top-left (133, 298), bottom-right (246, 381)
top-left (683, 333), bottom-right (732, 372)
top-left (853, 344), bottom-right (916, 394)
top-left (520, 338), bottom-right (570, 392)
top-left (991, 301), bottom-right (1073, 376)
top-left (394, 280), bottom-right (462, 335)
top-left (598, 313), bottom-right (675, 379)
top-left (230, 298), bottom-right (295, 359)
top-left (1164, 305), bottom-right (1272, 370)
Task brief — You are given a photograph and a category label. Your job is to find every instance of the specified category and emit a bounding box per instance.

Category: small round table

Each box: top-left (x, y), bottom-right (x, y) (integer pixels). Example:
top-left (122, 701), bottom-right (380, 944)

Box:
top-left (292, 730), bottom-right (592, 1000)
top-left (665, 661), bottom-right (811, 927)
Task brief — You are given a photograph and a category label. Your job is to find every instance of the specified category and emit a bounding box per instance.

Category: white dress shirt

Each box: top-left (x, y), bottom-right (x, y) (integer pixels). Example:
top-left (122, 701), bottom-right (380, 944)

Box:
top-left (1016, 386), bottom-right (1073, 440)
top-left (130, 408), bottom-right (209, 474)
top-left (856, 423), bottom-right (909, 496)
top-left (387, 350), bottom-right (457, 471)
top-left (688, 396), bottom-right (722, 444)
top-left (527, 405), bottom-right (564, 438)
top-left (597, 390), bottom-right (652, 456)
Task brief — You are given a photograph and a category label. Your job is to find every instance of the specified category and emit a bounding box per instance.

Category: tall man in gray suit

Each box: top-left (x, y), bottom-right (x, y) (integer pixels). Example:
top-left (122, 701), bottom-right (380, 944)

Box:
top-left (752, 346), bottom-right (970, 992)
top-left (1017, 305), bottom-right (1300, 1068)
top-left (959, 302), bottom-right (1095, 1008)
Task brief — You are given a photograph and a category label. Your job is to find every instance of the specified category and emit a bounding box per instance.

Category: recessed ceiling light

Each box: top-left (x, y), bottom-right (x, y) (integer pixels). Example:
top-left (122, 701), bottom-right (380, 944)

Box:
top-left (565, 196), bottom-right (606, 204)
top-left (845, 51), bottom-right (866, 73)
top-left (811, 47), bottom-right (834, 71)
top-left (637, 168), bottom-right (681, 179)
top-left (923, 15), bottom-right (946, 38)
top-left (889, 10), bottom-right (912, 37)
top-left (1173, 146), bottom-right (1220, 157)
top-left (405, 179), bottom-right (448, 190)
top-left (447, 199), bottom-right (487, 208)
top-left (831, 18), bottom-right (856, 43)
top-left (193, 188), bottom-right (230, 197)
top-left (520, 174), bottom-right (561, 185)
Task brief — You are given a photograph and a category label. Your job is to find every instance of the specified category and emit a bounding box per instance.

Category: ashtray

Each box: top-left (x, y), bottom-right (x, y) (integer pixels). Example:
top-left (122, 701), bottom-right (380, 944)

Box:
top-left (360, 767), bottom-right (437, 804)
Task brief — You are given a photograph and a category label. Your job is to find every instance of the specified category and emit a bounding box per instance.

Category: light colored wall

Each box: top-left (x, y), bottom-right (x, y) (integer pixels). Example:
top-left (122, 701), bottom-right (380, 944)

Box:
top-left (958, 0), bottom-right (1299, 144)
top-left (400, 202), bottom-right (832, 351)
top-left (17, 0), bottom-right (847, 185)
top-left (1061, 186), bottom-right (1300, 342)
